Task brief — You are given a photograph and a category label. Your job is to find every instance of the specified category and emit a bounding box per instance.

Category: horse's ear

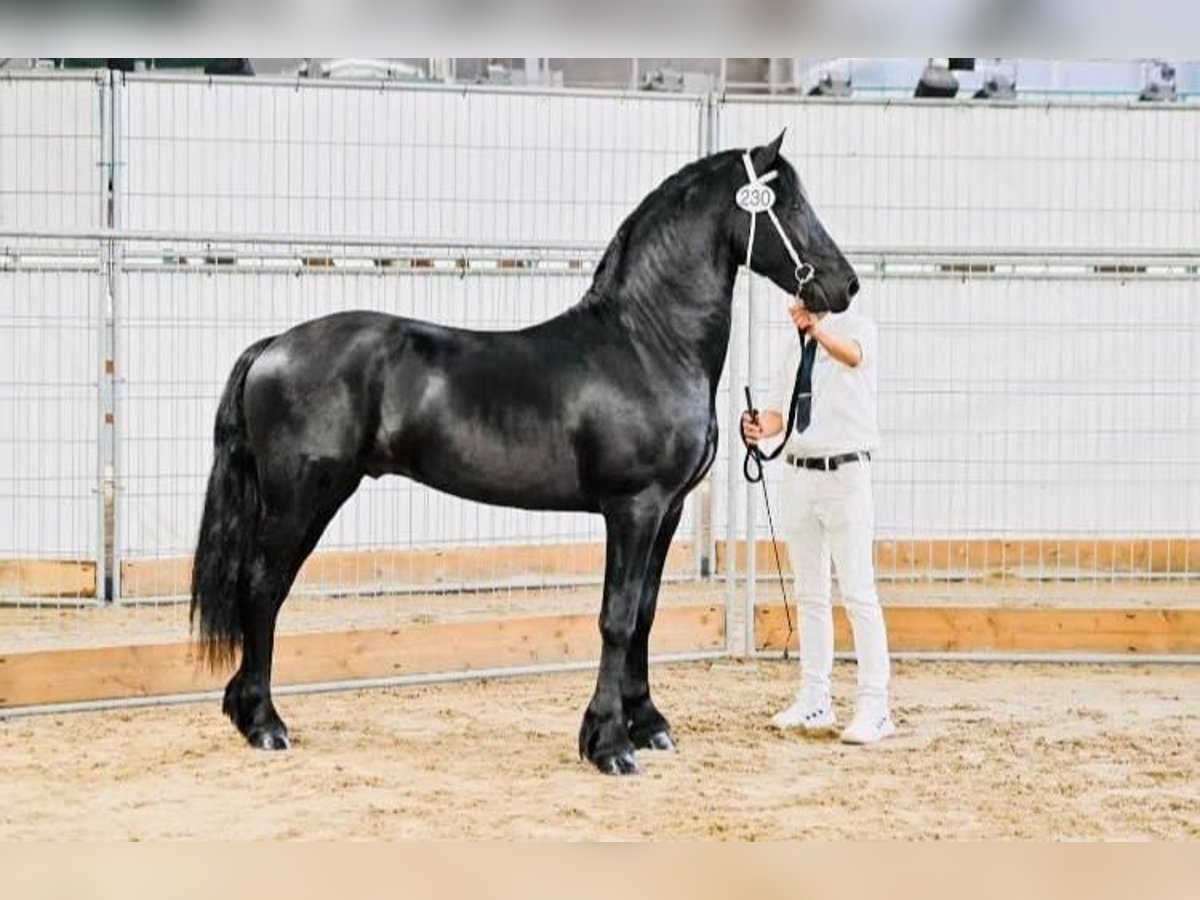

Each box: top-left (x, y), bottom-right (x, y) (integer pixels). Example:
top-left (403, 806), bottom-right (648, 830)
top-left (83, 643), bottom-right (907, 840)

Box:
top-left (751, 129), bottom-right (787, 173)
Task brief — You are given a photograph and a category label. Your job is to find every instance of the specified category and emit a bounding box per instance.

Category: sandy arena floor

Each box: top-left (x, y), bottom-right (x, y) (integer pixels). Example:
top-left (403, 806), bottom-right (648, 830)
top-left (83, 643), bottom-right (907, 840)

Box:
top-left (1, 659), bottom-right (1196, 840)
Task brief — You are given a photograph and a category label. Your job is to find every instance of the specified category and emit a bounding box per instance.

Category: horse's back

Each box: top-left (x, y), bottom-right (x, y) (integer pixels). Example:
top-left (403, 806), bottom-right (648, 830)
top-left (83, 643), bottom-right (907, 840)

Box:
top-left (239, 310), bottom-right (594, 509)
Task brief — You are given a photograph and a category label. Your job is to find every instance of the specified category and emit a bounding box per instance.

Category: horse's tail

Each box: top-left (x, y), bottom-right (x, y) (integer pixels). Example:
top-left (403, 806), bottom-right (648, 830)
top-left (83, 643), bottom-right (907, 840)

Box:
top-left (190, 336), bottom-right (275, 669)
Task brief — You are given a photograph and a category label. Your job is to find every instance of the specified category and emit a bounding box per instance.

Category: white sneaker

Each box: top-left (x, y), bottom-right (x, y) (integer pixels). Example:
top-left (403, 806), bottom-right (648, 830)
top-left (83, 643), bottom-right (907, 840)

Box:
top-left (771, 700), bottom-right (838, 734)
top-left (840, 709), bottom-right (896, 745)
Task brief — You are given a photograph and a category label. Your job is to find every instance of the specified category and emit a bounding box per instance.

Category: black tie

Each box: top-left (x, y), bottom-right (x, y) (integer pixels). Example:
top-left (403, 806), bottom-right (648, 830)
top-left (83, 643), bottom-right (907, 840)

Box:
top-left (792, 332), bottom-right (818, 434)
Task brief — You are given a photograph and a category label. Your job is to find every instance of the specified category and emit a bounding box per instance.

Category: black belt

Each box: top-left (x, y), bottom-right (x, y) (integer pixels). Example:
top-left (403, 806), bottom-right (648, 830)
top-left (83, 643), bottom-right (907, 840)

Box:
top-left (785, 450), bottom-right (871, 471)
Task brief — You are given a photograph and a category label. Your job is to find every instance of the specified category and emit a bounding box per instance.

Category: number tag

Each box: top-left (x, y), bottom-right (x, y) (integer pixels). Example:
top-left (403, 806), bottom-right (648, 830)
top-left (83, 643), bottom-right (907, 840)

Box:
top-left (736, 183), bottom-right (775, 214)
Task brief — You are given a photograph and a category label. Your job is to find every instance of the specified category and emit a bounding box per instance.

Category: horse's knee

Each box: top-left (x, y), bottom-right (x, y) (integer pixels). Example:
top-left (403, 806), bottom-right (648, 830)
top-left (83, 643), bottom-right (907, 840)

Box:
top-left (599, 597), bottom-right (639, 648)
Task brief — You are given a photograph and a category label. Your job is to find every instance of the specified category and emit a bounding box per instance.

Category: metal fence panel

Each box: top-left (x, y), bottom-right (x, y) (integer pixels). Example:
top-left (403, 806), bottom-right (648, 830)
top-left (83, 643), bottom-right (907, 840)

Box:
top-left (0, 73), bottom-right (105, 232)
top-left (0, 251), bottom-right (103, 603)
top-left (116, 77), bottom-right (705, 244)
top-left (3, 77), bottom-right (1197, 667)
top-left (719, 96), bottom-right (1200, 253)
top-left (750, 272), bottom-right (1200, 532)
top-left (743, 266), bottom-right (1200, 605)
top-left (0, 73), bottom-right (106, 605)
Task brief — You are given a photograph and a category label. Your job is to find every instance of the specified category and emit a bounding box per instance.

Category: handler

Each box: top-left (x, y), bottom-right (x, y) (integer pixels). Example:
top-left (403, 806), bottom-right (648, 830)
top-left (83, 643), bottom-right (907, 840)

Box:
top-left (741, 302), bottom-right (894, 744)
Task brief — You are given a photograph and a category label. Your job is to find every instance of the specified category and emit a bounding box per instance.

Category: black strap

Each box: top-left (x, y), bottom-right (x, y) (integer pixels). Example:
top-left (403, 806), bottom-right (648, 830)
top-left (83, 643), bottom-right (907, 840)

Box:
top-left (743, 328), bottom-right (816, 483)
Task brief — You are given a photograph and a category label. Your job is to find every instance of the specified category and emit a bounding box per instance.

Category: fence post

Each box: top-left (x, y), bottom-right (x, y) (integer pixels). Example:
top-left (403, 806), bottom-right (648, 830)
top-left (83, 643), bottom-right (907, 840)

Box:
top-left (711, 92), bottom-right (746, 657)
top-left (94, 71), bottom-right (111, 603)
top-left (101, 69), bottom-right (123, 602)
top-left (743, 262), bottom-right (758, 661)
top-left (692, 93), bottom-right (716, 583)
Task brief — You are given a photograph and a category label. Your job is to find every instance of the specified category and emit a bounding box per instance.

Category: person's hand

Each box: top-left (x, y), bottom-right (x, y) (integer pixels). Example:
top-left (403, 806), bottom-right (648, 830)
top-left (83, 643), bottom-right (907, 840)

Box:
top-left (740, 410), bottom-right (763, 446)
top-left (789, 302), bottom-right (822, 337)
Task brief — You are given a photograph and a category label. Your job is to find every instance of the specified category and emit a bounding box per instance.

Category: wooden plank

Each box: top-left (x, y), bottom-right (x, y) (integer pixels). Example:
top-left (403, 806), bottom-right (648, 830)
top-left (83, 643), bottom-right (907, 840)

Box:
top-left (0, 604), bottom-right (724, 708)
top-left (120, 541), bottom-right (696, 598)
top-left (754, 604), bottom-right (1200, 655)
top-left (873, 539), bottom-right (1200, 576)
top-left (716, 539), bottom-right (1200, 579)
top-left (121, 538), bottom-right (1200, 598)
top-left (0, 559), bottom-right (96, 599)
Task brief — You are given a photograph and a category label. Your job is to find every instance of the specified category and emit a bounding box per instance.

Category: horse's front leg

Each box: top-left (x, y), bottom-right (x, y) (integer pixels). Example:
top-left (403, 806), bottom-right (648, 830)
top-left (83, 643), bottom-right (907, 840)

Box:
top-left (623, 500), bottom-right (684, 752)
top-left (579, 494), bottom-right (665, 775)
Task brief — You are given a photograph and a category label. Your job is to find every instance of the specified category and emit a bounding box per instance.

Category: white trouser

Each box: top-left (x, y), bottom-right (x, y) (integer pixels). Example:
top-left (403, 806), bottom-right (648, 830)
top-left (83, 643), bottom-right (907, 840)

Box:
top-left (782, 460), bottom-right (890, 712)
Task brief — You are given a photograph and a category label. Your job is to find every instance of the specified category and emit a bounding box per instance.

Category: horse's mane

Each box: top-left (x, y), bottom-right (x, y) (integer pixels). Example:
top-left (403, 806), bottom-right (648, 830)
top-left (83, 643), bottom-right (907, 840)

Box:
top-left (582, 150), bottom-right (737, 303)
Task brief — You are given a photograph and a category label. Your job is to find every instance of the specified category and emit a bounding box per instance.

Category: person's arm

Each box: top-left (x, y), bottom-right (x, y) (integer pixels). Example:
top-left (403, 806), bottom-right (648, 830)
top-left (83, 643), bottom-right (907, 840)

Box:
top-left (744, 328), bottom-right (800, 446)
top-left (740, 409), bottom-right (783, 446)
top-left (791, 305), bottom-right (863, 368)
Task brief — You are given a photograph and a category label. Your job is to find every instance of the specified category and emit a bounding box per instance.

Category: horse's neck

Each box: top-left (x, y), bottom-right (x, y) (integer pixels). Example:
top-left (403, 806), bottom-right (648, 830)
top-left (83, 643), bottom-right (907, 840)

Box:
top-left (582, 204), bottom-right (738, 386)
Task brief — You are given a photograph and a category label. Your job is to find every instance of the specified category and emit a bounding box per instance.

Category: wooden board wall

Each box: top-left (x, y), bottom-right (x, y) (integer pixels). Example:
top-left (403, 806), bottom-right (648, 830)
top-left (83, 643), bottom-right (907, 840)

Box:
top-left (0, 560), bottom-right (96, 599)
top-left (113, 538), bottom-right (1200, 600)
top-left (119, 542), bottom-right (698, 599)
top-left (722, 538), bottom-right (1200, 577)
top-left (7, 539), bottom-right (1197, 601)
top-left (755, 604), bottom-right (1200, 655)
top-left (0, 605), bottom-right (724, 708)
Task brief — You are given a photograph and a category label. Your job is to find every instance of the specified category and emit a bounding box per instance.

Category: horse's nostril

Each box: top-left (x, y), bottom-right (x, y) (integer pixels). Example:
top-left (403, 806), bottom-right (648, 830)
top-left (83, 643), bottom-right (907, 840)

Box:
top-left (846, 276), bottom-right (860, 298)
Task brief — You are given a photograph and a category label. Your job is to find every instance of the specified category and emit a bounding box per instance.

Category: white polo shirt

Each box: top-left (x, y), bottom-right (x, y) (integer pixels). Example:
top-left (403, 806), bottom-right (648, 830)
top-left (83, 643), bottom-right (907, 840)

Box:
top-left (768, 311), bottom-right (880, 457)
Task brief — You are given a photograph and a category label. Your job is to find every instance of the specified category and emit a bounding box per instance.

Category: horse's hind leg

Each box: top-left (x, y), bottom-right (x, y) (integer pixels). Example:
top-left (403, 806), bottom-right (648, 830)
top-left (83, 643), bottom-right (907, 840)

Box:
top-left (224, 461), bottom-right (360, 750)
top-left (623, 500), bottom-right (684, 752)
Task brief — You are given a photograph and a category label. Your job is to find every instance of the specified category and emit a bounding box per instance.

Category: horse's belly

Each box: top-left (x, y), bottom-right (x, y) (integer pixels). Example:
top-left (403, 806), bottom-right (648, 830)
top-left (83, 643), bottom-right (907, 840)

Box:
top-left (427, 452), bottom-right (590, 511)
top-left (370, 429), bottom-right (593, 512)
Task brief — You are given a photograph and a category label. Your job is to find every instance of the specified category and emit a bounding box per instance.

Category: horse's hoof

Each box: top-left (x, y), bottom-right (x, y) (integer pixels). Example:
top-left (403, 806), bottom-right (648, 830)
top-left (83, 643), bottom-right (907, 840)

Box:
top-left (596, 749), bottom-right (641, 776)
top-left (645, 730), bottom-right (676, 752)
top-left (248, 728), bottom-right (290, 751)
top-left (630, 717), bottom-right (675, 750)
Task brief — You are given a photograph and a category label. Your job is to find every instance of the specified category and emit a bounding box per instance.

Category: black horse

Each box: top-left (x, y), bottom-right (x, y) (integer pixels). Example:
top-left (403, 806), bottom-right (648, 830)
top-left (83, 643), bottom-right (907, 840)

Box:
top-left (190, 131), bottom-right (858, 774)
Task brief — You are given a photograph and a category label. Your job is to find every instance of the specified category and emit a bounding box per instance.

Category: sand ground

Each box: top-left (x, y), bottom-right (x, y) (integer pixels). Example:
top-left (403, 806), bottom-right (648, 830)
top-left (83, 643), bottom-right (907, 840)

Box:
top-left (1, 659), bottom-right (1196, 840)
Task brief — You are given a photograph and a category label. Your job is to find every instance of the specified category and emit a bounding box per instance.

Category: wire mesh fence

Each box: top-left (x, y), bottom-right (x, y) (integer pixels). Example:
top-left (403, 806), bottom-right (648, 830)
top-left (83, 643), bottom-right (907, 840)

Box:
top-left (0, 236), bottom-right (104, 607)
top-left (0, 72), bottom-right (106, 610)
top-left (718, 95), bottom-right (1200, 643)
top-left (719, 94), bottom-right (1200, 253)
top-left (1, 73), bottom-right (1198, 674)
top-left (114, 74), bottom-right (706, 244)
top-left (0, 71), bottom-right (105, 233)
top-left (738, 262), bottom-right (1200, 619)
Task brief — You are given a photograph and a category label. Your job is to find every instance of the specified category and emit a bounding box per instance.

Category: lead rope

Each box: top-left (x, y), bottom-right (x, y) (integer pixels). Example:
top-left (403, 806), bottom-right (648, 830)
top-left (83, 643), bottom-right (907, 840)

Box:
top-left (742, 388), bottom-right (795, 660)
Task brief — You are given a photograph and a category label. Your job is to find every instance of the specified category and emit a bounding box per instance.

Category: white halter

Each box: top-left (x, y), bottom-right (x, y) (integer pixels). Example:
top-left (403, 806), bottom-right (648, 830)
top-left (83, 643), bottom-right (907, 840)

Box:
top-left (737, 151), bottom-right (815, 296)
